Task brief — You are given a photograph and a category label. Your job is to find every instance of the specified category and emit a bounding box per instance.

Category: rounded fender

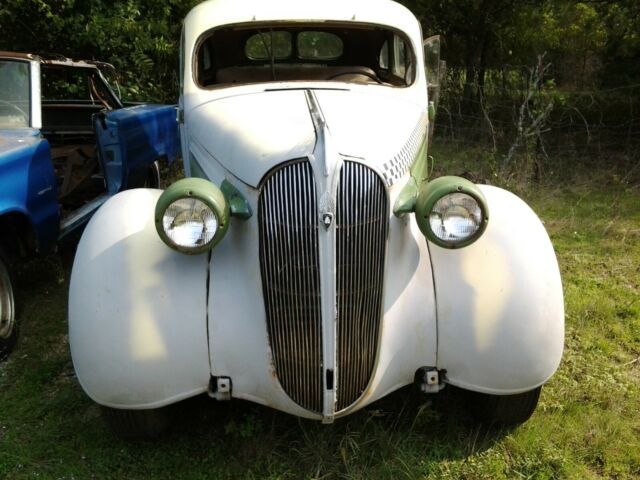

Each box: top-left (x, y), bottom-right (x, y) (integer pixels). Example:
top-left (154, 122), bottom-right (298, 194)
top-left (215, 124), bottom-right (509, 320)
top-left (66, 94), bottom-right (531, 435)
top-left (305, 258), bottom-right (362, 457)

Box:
top-left (69, 189), bottom-right (211, 409)
top-left (430, 185), bottom-right (564, 394)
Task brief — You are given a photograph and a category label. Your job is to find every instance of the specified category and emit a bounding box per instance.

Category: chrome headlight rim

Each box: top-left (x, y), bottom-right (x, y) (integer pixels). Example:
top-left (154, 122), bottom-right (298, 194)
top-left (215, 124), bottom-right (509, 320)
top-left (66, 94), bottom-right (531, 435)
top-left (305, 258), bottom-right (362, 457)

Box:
top-left (155, 178), bottom-right (230, 255)
top-left (415, 176), bottom-right (489, 249)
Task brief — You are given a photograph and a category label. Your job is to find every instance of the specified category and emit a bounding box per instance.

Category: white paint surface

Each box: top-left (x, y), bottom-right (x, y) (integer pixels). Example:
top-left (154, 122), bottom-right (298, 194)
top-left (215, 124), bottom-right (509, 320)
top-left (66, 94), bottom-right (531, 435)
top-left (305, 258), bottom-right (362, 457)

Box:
top-left (431, 186), bottom-right (565, 394)
top-left (69, 190), bottom-right (211, 409)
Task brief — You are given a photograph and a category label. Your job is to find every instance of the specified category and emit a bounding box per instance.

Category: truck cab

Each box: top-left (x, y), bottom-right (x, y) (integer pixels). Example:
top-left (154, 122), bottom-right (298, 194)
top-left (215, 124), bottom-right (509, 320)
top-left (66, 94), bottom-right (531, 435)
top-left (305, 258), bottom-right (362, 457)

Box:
top-left (0, 52), bottom-right (180, 360)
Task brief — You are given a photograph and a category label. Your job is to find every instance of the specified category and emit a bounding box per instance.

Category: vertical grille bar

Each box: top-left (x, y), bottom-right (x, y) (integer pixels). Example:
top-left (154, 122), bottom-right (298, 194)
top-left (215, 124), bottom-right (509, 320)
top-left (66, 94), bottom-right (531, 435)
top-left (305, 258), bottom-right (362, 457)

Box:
top-left (258, 161), bottom-right (323, 413)
top-left (336, 161), bottom-right (389, 411)
top-left (259, 160), bottom-right (388, 414)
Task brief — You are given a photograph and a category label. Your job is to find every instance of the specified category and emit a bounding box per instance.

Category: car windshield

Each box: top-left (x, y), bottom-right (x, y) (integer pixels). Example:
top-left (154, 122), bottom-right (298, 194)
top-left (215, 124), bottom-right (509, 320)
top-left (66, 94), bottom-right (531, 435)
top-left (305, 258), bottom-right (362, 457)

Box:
top-left (0, 60), bottom-right (31, 128)
top-left (196, 23), bottom-right (415, 88)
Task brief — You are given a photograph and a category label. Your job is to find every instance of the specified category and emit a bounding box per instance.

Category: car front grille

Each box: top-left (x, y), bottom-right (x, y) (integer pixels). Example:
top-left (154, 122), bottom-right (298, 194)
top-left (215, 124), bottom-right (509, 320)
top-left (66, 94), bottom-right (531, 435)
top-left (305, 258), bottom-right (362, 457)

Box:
top-left (335, 161), bottom-right (388, 411)
top-left (258, 160), bottom-right (388, 414)
top-left (258, 161), bottom-right (323, 413)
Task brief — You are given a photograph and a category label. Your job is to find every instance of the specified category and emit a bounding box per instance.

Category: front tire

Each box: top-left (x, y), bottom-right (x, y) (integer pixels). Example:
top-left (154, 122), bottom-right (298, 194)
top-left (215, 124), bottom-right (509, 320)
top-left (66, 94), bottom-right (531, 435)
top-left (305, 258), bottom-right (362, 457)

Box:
top-left (465, 387), bottom-right (542, 425)
top-left (101, 405), bottom-right (175, 439)
top-left (0, 252), bottom-right (18, 361)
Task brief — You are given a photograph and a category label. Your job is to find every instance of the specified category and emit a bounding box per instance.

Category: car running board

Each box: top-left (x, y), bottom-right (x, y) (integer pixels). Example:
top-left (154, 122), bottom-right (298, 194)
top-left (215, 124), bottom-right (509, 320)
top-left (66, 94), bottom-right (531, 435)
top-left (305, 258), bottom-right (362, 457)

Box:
top-left (59, 194), bottom-right (109, 240)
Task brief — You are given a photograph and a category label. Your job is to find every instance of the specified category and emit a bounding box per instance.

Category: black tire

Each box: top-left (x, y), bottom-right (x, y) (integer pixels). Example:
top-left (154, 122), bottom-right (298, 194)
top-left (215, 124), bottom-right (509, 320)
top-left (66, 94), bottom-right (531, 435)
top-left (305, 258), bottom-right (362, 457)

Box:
top-left (101, 405), bottom-right (175, 439)
top-left (465, 387), bottom-right (542, 426)
top-left (0, 251), bottom-right (18, 362)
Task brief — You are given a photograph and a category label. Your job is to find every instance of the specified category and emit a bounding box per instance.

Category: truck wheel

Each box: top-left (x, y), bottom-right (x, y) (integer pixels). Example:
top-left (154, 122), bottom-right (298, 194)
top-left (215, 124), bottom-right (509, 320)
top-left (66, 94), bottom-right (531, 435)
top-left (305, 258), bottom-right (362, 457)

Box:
top-left (0, 253), bottom-right (18, 362)
top-left (101, 405), bottom-right (175, 439)
top-left (465, 387), bottom-right (541, 425)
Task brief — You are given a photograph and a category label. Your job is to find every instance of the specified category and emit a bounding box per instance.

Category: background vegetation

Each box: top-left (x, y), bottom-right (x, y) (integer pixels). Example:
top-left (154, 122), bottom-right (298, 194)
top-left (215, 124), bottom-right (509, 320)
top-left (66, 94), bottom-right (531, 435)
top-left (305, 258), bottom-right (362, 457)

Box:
top-left (0, 0), bottom-right (198, 102)
top-left (0, 0), bottom-right (639, 478)
top-left (2, 0), bottom-right (638, 182)
top-left (407, 0), bottom-right (640, 184)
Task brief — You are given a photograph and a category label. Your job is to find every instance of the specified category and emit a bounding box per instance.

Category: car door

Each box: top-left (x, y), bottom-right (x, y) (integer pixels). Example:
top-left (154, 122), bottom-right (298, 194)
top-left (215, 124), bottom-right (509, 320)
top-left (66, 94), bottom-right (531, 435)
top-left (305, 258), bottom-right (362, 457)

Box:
top-left (95, 103), bottom-right (180, 194)
top-left (0, 56), bottom-right (59, 252)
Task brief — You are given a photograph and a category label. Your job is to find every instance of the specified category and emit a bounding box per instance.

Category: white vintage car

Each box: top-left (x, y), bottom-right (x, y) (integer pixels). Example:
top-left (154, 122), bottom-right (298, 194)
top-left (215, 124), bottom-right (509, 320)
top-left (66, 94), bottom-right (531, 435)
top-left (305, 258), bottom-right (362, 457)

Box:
top-left (69, 0), bottom-right (564, 437)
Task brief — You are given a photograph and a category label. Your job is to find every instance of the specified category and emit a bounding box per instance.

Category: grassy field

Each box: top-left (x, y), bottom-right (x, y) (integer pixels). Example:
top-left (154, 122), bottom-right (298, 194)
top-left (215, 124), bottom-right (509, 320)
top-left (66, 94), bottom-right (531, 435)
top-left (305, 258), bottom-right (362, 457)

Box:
top-left (0, 151), bottom-right (638, 479)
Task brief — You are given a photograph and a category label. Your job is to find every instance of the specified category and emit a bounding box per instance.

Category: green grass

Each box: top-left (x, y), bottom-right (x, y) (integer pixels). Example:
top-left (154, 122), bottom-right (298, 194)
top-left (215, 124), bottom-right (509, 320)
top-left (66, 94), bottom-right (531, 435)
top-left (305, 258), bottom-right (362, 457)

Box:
top-left (1, 151), bottom-right (639, 479)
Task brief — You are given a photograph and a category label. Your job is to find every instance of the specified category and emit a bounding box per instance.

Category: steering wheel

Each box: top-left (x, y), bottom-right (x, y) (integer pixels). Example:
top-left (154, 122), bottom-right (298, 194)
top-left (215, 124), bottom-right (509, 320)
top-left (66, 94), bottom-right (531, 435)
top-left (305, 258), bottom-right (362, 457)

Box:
top-left (327, 71), bottom-right (383, 84)
top-left (0, 100), bottom-right (29, 123)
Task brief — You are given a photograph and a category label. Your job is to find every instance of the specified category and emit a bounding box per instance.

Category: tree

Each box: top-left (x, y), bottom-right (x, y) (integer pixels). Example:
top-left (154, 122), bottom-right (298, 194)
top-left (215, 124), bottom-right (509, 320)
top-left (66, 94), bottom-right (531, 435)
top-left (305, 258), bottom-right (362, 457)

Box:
top-left (0, 0), bottom-right (198, 102)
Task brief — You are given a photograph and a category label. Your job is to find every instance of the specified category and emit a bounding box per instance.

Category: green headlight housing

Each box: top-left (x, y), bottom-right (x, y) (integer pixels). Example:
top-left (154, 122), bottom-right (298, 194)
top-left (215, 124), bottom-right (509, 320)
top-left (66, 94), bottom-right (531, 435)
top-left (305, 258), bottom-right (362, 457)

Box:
top-left (415, 176), bottom-right (489, 249)
top-left (155, 178), bottom-right (230, 255)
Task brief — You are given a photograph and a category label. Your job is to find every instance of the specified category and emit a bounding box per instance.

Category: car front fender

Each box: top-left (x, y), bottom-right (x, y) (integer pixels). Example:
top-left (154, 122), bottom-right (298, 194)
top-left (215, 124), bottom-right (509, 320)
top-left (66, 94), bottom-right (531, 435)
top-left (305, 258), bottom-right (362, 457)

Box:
top-left (69, 189), bottom-right (211, 409)
top-left (431, 185), bottom-right (564, 394)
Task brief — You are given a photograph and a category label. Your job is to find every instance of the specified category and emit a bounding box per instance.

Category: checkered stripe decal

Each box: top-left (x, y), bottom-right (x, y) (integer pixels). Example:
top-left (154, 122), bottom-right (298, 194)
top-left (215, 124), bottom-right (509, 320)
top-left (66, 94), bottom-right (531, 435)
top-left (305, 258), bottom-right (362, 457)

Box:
top-left (381, 113), bottom-right (428, 186)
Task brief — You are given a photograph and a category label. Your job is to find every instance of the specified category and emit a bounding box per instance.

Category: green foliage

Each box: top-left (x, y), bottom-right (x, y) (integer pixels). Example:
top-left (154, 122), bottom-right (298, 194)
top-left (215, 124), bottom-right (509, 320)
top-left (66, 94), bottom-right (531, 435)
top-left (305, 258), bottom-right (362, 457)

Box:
top-left (0, 0), bottom-right (199, 102)
top-left (402, 0), bottom-right (640, 89)
top-left (394, 1), bottom-right (639, 187)
top-left (1, 0), bottom-right (639, 114)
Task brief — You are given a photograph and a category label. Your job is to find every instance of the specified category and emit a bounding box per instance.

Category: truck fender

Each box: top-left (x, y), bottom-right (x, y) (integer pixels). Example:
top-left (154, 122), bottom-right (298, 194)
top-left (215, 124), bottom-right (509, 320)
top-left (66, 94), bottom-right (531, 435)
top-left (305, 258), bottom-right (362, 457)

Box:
top-left (430, 185), bottom-right (564, 394)
top-left (69, 189), bottom-right (211, 409)
top-left (0, 137), bottom-right (59, 253)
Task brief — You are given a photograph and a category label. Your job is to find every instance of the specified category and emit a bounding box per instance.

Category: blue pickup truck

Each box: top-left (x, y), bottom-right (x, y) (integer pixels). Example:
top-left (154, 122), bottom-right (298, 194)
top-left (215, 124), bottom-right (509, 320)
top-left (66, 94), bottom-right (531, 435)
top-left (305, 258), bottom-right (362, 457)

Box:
top-left (0, 52), bottom-right (180, 360)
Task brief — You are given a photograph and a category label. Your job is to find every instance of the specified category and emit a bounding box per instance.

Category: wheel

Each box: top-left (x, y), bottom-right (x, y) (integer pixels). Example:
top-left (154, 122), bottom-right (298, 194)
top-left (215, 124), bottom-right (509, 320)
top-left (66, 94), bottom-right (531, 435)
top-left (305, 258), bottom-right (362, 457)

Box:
top-left (0, 251), bottom-right (18, 362)
top-left (465, 387), bottom-right (541, 425)
top-left (101, 405), bottom-right (175, 439)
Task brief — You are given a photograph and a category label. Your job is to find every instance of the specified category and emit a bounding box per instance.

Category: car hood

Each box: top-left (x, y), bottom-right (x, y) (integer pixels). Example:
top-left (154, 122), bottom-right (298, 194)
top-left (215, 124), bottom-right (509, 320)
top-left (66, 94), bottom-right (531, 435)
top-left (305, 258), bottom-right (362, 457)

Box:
top-left (0, 129), bottom-right (41, 158)
top-left (188, 89), bottom-right (425, 187)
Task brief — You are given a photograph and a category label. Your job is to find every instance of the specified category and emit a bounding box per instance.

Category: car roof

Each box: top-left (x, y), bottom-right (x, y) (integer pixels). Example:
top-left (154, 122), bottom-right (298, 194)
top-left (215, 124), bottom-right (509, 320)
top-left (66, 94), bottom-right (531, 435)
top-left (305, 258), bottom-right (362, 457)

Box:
top-left (0, 51), bottom-right (112, 70)
top-left (184, 0), bottom-right (421, 38)
top-left (0, 51), bottom-right (37, 61)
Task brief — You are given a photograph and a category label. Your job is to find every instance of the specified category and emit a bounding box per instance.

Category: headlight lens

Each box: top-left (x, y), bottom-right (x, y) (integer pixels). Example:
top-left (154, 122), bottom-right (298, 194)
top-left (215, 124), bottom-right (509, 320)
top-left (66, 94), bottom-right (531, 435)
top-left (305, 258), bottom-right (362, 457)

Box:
top-left (162, 198), bottom-right (219, 249)
top-left (429, 193), bottom-right (483, 244)
top-left (414, 176), bottom-right (489, 248)
top-left (155, 177), bottom-right (230, 255)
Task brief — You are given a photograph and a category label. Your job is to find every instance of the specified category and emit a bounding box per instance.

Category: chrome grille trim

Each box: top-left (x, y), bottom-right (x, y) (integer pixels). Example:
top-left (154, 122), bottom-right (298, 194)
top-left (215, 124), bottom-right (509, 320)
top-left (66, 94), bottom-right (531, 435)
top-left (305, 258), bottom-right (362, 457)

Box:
top-left (258, 160), bottom-right (323, 413)
top-left (336, 161), bottom-right (389, 411)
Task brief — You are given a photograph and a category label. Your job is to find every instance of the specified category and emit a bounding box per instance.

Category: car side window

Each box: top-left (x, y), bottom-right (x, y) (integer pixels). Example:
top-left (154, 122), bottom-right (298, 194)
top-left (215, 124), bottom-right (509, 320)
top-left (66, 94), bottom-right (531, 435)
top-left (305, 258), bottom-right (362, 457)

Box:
top-left (41, 67), bottom-right (91, 101)
top-left (379, 41), bottom-right (389, 69)
top-left (394, 38), bottom-right (407, 79)
top-left (41, 66), bottom-right (118, 111)
top-left (379, 34), bottom-right (412, 81)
